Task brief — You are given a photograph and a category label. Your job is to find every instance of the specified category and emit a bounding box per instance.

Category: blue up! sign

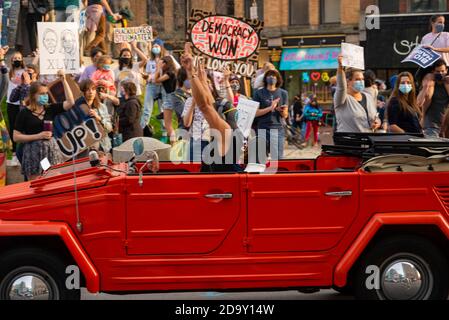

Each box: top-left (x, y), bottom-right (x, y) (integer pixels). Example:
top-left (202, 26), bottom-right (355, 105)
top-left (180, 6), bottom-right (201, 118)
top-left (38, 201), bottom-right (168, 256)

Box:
top-left (402, 46), bottom-right (442, 68)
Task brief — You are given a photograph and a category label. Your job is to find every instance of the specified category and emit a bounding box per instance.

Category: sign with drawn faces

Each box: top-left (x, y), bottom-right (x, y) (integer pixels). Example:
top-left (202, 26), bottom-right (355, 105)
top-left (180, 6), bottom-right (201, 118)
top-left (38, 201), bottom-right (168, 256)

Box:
top-left (38, 22), bottom-right (80, 75)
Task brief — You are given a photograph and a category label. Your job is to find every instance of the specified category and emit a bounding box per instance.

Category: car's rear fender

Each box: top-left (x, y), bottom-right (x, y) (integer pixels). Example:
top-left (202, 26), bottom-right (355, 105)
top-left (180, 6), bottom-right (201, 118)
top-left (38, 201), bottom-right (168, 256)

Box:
top-left (334, 212), bottom-right (449, 288)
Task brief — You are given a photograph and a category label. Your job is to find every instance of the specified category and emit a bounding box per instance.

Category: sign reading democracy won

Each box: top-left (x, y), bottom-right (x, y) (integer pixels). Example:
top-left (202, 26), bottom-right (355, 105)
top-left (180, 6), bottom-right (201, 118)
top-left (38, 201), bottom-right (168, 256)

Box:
top-left (188, 10), bottom-right (263, 78)
top-left (53, 103), bottom-right (105, 160)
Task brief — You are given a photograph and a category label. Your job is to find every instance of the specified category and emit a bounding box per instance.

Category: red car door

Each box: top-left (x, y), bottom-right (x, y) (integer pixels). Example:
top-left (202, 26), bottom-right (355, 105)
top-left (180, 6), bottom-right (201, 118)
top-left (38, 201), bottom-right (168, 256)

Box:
top-left (246, 172), bottom-right (359, 253)
top-left (125, 173), bottom-right (241, 255)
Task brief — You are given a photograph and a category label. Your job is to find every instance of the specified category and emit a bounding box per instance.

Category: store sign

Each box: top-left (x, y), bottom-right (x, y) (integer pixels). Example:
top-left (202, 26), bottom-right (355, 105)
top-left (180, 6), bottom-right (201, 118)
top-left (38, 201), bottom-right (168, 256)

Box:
top-left (365, 16), bottom-right (430, 69)
top-left (280, 47), bottom-right (341, 71)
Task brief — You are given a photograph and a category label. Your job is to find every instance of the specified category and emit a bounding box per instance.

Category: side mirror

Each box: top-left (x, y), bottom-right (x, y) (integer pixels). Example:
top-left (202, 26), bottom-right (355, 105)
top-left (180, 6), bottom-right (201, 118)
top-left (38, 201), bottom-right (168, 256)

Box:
top-left (133, 138), bottom-right (144, 157)
top-left (138, 151), bottom-right (160, 187)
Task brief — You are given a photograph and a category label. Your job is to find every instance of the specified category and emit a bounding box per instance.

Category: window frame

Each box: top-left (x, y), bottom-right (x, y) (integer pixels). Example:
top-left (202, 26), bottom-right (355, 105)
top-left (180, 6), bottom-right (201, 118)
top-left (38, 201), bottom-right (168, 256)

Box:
top-left (289, 0), bottom-right (310, 26)
top-left (320, 0), bottom-right (341, 24)
top-left (406, 0), bottom-right (447, 13)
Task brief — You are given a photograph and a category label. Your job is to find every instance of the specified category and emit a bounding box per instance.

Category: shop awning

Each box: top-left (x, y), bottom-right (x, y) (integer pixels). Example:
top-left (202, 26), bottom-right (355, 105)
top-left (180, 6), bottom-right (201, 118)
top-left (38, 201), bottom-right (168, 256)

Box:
top-left (280, 47), bottom-right (341, 71)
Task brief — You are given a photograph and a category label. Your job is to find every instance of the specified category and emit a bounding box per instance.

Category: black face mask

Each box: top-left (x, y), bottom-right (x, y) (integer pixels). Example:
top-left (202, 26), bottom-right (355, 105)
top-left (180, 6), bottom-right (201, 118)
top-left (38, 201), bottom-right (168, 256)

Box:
top-left (12, 60), bottom-right (22, 68)
top-left (435, 73), bottom-right (446, 81)
top-left (119, 57), bottom-right (131, 65)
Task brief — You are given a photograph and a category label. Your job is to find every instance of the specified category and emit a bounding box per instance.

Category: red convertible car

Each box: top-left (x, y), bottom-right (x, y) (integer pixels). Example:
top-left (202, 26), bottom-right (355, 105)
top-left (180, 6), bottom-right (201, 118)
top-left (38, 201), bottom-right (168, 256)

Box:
top-left (1, 135), bottom-right (449, 300)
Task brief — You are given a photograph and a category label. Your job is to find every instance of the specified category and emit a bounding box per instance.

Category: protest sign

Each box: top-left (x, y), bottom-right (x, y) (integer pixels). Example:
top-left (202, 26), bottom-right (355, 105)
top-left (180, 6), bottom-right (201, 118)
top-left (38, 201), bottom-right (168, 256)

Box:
top-left (341, 43), bottom-right (365, 70)
top-left (38, 22), bottom-right (80, 75)
top-left (236, 98), bottom-right (260, 138)
top-left (114, 26), bottom-right (153, 43)
top-left (402, 46), bottom-right (442, 68)
top-left (188, 9), bottom-right (263, 78)
top-left (53, 103), bottom-right (105, 161)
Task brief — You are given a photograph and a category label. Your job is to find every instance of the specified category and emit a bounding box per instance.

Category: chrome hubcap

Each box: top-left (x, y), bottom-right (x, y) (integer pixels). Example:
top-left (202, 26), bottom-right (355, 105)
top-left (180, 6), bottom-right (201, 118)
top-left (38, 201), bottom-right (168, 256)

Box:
top-left (6, 267), bottom-right (57, 300)
top-left (379, 254), bottom-right (432, 300)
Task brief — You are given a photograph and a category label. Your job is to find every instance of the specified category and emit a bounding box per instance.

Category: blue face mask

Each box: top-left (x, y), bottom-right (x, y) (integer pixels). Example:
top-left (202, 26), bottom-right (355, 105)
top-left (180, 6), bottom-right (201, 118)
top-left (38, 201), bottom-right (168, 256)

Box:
top-left (436, 23), bottom-right (445, 33)
top-left (37, 94), bottom-right (49, 106)
top-left (352, 80), bottom-right (365, 93)
top-left (103, 64), bottom-right (111, 71)
top-left (184, 80), bottom-right (191, 90)
top-left (152, 47), bottom-right (161, 55)
top-left (266, 76), bottom-right (277, 86)
top-left (399, 84), bottom-right (413, 95)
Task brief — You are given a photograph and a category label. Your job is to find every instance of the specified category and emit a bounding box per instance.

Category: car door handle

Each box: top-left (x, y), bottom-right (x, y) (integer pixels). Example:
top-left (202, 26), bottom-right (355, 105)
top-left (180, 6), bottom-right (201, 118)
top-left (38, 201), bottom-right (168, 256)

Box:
top-left (325, 191), bottom-right (353, 197)
top-left (205, 193), bottom-right (233, 199)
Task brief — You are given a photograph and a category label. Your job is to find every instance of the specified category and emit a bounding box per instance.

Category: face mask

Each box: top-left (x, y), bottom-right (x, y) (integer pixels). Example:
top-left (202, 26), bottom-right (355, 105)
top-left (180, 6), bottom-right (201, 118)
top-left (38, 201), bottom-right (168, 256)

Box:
top-left (231, 83), bottom-right (240, 92)
top-left (435, 72), bottom-right (447, 81)
top-left (152, 47), bottom-right (161, 55)
top-left (352, 80), bottom-right (365, 93)
top-left (119, 57), bottom-right (131, 65)
top-left (436, 23), bottom-right (445, 33)
top-left (266, 76), bottom-right (277, 86)
top-left (184, 80), bottom-right (191, 90)
top-left (103, 64), bottom-right (111, 71)
top-left (12, 60), bottom-right (22, 68)
top-left (37, 94), bottom-right (49, 106)
top-left (399, 84), bottom-right (413, 95)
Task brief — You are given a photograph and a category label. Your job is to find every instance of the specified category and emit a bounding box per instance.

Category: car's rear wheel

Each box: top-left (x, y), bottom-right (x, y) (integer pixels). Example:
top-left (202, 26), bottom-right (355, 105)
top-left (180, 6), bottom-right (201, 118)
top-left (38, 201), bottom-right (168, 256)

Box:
top-left (0, 248), bottom-right (80, 300)
top-left (354, 236), bottom-right (449, 300)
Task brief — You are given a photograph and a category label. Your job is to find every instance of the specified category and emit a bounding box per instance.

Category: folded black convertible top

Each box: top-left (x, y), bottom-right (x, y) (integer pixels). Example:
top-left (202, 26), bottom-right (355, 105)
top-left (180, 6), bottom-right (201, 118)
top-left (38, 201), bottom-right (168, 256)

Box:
top-left (323, 132), bottom-right (449, 159)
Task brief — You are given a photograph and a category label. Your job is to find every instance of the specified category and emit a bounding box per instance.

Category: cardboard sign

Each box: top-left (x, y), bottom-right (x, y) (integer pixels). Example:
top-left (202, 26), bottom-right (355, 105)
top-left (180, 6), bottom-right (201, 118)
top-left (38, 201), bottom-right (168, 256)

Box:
top-left (54, 103), bottom-right (105, 160)
top-left (236, 98), bottom-right (259, 138)
top-left (341, 43), bottom-right (365, 70)
top-left (114, 26), bottom-right (153, 43)
top-left (402, 46), bottom-right (442, 68)
top-left (188, 10), bottom-right (263, 78)
top-left (38, 22), bottom-right (80, 75)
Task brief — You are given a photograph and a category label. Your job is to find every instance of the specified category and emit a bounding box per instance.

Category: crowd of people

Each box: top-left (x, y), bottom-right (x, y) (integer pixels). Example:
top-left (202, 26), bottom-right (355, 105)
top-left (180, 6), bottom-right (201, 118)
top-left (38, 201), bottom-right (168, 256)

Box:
top-left (2, 6), bottom-right (449, 180)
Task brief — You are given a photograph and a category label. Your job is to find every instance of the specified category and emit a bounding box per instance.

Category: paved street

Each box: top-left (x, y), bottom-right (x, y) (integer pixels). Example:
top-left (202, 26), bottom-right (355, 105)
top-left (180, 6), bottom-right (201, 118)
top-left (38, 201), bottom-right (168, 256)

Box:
top-left (82, 289), bottom-right (353, 300)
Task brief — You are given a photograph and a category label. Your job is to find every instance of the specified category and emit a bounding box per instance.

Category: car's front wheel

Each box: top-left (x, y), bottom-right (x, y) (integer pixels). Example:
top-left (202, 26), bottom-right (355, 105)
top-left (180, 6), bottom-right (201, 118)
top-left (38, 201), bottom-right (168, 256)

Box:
top-left (354, 236), bottom-right (449, 300)
top-left (0, 247), bottom-right (80, 300)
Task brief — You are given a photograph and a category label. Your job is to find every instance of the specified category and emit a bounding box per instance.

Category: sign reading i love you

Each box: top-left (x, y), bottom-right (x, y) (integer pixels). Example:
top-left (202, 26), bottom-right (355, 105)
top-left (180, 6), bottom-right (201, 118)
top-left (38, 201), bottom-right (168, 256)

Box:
top-left (188, 9), bottom-right (264, 78)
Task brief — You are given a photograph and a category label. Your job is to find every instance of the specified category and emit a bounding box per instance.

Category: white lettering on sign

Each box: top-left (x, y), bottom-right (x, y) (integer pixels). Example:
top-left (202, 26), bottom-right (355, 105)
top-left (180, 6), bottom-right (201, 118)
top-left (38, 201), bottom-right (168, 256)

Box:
top-left (393, 36), bottom-right (421, 56)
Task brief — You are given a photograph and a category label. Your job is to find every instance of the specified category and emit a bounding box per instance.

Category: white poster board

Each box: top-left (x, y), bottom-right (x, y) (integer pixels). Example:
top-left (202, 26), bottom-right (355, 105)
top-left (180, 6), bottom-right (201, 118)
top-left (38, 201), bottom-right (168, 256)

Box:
top-left (113, 26), bottom-right (153, 43)
top-left (341, 43), bottom-right (365, 70)
top-left (38, 22), bottom-right (80, 75)
top-left (236, 98), bottom-right (259, 138)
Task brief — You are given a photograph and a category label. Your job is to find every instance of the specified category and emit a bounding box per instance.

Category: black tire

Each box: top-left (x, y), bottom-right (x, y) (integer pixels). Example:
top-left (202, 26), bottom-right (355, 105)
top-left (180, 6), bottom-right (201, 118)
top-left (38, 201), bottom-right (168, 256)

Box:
top-left (354, 235), bottom-right (449, 300)
top-left (0, 247), bottom-right (80, 300)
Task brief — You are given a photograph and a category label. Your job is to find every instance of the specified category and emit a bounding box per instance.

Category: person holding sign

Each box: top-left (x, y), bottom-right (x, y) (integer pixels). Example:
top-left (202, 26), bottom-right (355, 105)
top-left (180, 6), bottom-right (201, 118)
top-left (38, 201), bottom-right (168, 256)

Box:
top-left (419, 15), bottom-right (449, 104)
top-left (13, 70), bottom-right (75, 180)
top-left (422, 15), bottom-right (449, 66)
top-left (334, 55), bottom-right (380, 133)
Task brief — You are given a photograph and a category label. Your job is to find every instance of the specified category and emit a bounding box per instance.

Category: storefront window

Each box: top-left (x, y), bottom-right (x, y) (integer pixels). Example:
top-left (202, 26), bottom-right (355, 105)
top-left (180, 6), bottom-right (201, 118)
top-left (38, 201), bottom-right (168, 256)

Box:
top-left (321, 0), bottom-right (340, 24)
top-left (299, 70), bottom-right (334, 105)
top-left (290, 0), bottom-right (309, 25)
top-left (408, 0), bottom-right (446, 12)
